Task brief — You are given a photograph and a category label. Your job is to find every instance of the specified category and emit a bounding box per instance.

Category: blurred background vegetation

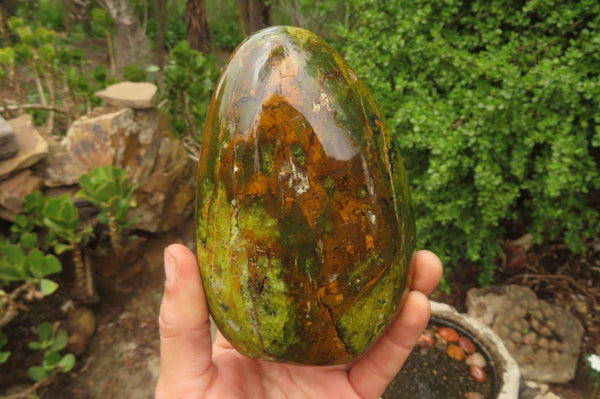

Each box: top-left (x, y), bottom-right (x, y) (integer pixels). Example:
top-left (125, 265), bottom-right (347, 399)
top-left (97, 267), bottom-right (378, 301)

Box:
top-left (1, 0), bottom-right (598, 288)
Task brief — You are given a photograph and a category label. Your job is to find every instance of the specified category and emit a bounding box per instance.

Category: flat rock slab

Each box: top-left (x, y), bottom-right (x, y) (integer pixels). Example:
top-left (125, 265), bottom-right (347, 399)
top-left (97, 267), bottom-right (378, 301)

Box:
top-left (0, 115), bottom-right (48, 180)
top-left (95, 82), bottom-right (158, 109)
top-left (466, 285), bottom-right (583, 383)
top-left (0, 116), bottom-right (18, 161)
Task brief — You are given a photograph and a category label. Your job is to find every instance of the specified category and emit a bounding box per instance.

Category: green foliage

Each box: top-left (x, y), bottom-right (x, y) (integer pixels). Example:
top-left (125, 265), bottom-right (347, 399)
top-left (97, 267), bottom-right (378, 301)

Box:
top-left (42, 194), bottom-right (92, 246)
top-left (210, 22), bottom-right (244, 50)
top-left (27, 322), bottom-right (75, 382)
top-left (0, 240), bottom-right (62, 295)
top-left (76, 165), bottom-right (139, 236)
top-left (15, 0), bottom-right (66, 32)
top-left (123, 64), bottom-right (147, 82)
top-left (164, 40), bottom-right (220, 140)
top-left (91, 8), bottom-right (113, 33)
top-left (338, 0), bottom-right (600, 284)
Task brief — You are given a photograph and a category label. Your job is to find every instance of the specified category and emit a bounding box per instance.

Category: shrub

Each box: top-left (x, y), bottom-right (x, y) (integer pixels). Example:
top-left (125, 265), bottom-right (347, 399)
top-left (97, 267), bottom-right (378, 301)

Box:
top-left (338, 0), bottom-right (600, 284)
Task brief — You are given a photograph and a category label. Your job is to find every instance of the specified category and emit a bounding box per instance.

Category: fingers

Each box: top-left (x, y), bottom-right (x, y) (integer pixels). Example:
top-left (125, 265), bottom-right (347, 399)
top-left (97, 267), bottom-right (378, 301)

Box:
top-left (347, 249), bottom-right (442, 398)
top-left (348, 291), bottom-right (431, 399)
top-left (410, 250), bottom-right (443, 295)
top-left (155, 244), bottom-right (215, 397)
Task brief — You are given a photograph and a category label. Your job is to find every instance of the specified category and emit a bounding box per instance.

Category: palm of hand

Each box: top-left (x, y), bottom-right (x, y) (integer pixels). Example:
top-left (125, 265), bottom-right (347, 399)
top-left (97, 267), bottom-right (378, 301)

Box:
top-left (155, 245), bottom-right (441, 399)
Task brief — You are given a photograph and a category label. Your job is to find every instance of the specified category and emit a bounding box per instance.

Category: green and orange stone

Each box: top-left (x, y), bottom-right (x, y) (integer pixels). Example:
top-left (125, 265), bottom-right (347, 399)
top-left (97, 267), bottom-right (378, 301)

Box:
top-left (196, 26), bottom-right (415, 365)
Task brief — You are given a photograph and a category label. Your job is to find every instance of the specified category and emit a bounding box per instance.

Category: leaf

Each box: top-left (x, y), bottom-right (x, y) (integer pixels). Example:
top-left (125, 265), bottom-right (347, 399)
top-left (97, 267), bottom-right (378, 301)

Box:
top-left (37, 321), bottom-right (53, 342)
top-left (41, 255), bottom-right (62, 276)
top-left (97, 213), bottom-right (109, 224)
top-left (0, 351), bottom-right (10, 363)
top-left (3, 244), bottom-right (25, 265)
top-left (59, 353), bottom-right (76, 372)
top-left (54, 243), bottom-right (74, 254)
top-left (40, 278), bottom-right (59, 295)
top-left (20, 232), bottom-right (38, 249)
top-left (44, 351), bottom-right (61, 367)
top-left (27, 249), bottom-right (45, 279)
top-left (51, 330), bottom-right (68, 352)
top-left (28, 341), bottom-right (44, 350)
top-left (0, 332), bottom-right (7, 348)
top-left (0, 265), bottom-right (25, 283)
top-left (29, 366), bottom-right (48, 382)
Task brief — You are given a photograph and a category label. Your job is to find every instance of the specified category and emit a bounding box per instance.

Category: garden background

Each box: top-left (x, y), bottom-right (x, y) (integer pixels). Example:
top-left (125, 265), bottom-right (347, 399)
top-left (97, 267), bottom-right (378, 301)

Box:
top-left (0, 0), bottom-right (598, 398)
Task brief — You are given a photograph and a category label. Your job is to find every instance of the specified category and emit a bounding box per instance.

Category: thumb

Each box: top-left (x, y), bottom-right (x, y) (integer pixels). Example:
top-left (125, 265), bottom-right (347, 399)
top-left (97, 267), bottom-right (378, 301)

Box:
top-left (155, 244), bottom-right (214, 398)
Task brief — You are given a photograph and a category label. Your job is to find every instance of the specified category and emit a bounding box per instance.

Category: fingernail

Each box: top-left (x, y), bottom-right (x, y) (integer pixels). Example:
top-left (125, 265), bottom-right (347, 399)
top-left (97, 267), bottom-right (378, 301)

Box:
top-left (164, 247), bottom-right (177, 286)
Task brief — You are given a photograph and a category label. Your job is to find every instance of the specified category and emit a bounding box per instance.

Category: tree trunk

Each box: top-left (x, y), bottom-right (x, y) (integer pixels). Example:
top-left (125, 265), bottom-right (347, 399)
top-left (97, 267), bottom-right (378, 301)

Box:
top-left (103, 0), bottom-right (150, 76)
top-left (61, 0), bottom-right (74, 33)
top-left (238, 0), bottom-right (270, 36)
top-left (152, 0), bottom-right (169, 68)
top-left (186, 0), bottom-right (211, 54)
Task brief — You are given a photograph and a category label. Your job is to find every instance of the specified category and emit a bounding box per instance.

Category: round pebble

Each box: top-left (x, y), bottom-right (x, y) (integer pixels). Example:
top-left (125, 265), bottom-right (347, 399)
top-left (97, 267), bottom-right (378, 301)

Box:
top-left (538, 337), bottom-right (549, 349)
top-left (446, 344), bottom-right (466, 361)
top-left (438, 327), bottom-right (459, 342)
top-left (458, 336), bottom-right (476, 354)
top-left (466, 352), bottom-right (487, 368)
top-left (539, 326), bottom-right (552, 337)
top-left (510, 331), bottom-right (522, 344)
top-left (470, 365), bottom-right (487, 383)
top-left (418, 334), bottom-right (434, 348)
top-left (524, 331), bottom-right (537, 345)
top-left (464, 392), bottom-right (485, 399)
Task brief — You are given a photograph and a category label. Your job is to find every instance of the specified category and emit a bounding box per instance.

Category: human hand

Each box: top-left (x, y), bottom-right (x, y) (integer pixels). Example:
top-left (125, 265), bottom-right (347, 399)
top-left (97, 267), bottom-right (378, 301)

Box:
top-left (155, 244), bottom-right (442, 399)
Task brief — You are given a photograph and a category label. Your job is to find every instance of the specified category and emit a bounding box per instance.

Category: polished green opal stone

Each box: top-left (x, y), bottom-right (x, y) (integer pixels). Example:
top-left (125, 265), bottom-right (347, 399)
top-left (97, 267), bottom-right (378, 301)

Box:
top-left (196, 26), bottom-right (415, 365)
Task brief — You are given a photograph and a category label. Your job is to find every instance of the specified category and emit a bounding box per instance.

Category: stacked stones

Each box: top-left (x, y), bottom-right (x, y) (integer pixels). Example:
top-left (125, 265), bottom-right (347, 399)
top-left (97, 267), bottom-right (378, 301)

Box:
top-left (467, 285), bottom-right (583, 383)
top-left (0, 82), bottom-right (195, 234)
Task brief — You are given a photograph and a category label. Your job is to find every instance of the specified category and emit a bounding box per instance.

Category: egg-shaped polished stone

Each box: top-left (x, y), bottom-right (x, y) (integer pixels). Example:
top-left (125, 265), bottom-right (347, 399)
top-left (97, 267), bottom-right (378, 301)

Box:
top-left (196, 26), bottom-right (415, 365)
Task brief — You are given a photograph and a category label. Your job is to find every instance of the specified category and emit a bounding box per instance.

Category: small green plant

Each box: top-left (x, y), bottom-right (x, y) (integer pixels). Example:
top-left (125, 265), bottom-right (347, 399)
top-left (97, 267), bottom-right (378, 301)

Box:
top-left (91, 7), bottom-right (115, 76)
top-left (76, 165), bottom-right (139, 255)
top-left (163, 40), bottom-right (220, 141)
top-left (27, 321), bottom-right (75, 382)
top-left (123, 64), bottom-right (147, 82)
top-left (0, 237), bottom-right (64, 391)
top-left (586, 353), bottom-right (600, 399)
top-left (42, 194), bottom-right (97, 303)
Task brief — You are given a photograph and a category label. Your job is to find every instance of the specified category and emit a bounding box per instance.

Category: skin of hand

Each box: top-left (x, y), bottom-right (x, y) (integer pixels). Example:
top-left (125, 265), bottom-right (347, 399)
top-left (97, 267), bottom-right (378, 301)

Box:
top-left (155, 244), bottom-right (443, 399)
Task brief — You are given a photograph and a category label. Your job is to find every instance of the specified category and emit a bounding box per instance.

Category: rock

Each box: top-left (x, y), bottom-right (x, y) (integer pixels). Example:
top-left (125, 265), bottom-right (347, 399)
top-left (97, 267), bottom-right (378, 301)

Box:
top-left (470, 365), bottom-right (486, 383)
top-left (32, 134), bottom-right (85, 187)
top-left (59, 107), bottom-right (195, 233)
top-left (196, 26), bottom-right (415, 365)
top-left (459, 336), bottom-right (477, 354)
top-left (466, 285), bottom-right (583, 383)
top-left (0, 169), bottom-right (44, 219)
top-left (95, 82), bottom-right (158, 109)
top-left (66, 307), bottom-right (96, 356)
top-left (466, 352), bottom-right (487, 368)
top-left (0, 116), bottom-right (18, 160)
top-left (0, 115), bottom-right (48, 179)
top-left (447, 344), bottom-right (466, 361)
top-left (438, 326), bottom-right (459, 342)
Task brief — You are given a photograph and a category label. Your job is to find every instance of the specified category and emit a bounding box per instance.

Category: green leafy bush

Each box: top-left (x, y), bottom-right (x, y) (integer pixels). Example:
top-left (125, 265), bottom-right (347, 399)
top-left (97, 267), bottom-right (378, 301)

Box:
top-left (210, 22), bottom-right (244, 50)
top-left (338, 0), bottom-right (600, 283)
top-left (164, 40), bottom-right (220, 141)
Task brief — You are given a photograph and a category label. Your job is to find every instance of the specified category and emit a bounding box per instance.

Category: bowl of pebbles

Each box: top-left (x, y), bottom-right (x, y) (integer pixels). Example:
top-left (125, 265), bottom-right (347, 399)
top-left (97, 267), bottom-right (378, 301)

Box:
top-left (382, 301), bottom-right (520, 399)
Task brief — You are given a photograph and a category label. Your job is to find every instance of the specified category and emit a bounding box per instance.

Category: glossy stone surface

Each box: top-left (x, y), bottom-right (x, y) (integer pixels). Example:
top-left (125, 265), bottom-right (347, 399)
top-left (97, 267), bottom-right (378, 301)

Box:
top-left (196, 26), bottom-right (415, 365)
